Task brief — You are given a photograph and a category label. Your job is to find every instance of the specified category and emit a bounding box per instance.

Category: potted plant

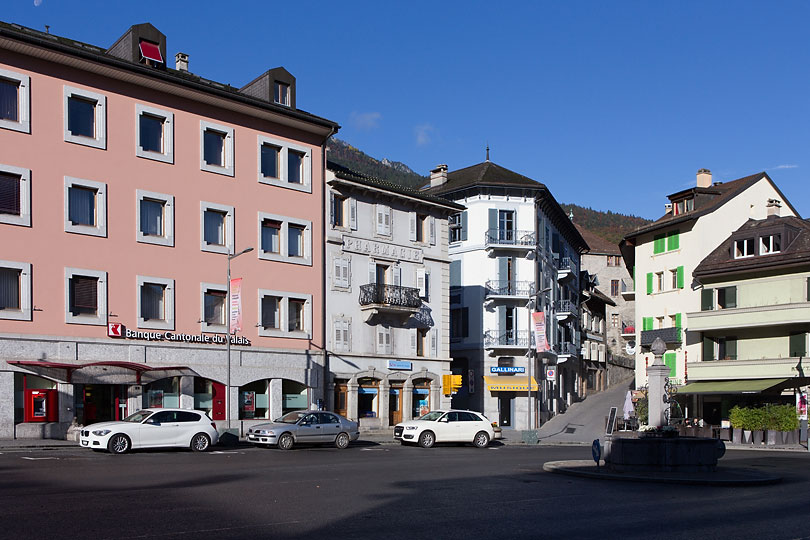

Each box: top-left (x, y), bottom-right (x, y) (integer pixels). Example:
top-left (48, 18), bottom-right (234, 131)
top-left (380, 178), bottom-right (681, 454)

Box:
top-left (729, 406), bottom-right (744, 444)
top-left (749, 407), bottom-right (766, 445)
top-left (765, 404), bottom-right (779, 446)
top-left (776, 404), bottom-right (799, 444)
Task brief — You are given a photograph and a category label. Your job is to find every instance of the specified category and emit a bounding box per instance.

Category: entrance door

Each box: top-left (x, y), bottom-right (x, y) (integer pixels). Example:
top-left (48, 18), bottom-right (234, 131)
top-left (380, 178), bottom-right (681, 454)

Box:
top-left (499, 393), bottom-right (513, 427)
top-left (211, 382), bottom-right (226, 421)
top-left (334, 383), bottom-right (348, 417)
top-left (114, 385), bottom-right (128, 421)
top-left (389, 387), bottom-right (402, 425)
top-left (83, 385), bottom-right (115, 424)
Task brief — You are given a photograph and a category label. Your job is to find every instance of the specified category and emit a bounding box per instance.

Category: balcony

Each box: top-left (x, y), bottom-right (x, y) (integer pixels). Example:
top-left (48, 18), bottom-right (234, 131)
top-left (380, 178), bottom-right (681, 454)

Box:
top-left (556, 256), bottom-right (574, 282)
top-left (640, 327), bottom-right (682, 348)
top-left (687, 302), bottom-right (810, 332)
top-left (555, 341), bottom-right (577, 361)
top-left (485, 280), bottom-right (535, 300)
top-left (686, 356), bottom-right (809, 382)
top-left (620, 323), bottom-right (635, 339)
top-left (554, 299), bottom-right (576, 322)
top-left (484, 330), bottom-right (530, 355)
top-left (359, 283), bottom-right (421, 322)
top-left (620, 279), bottom-right (635, 300)
top-left (484, 229), bottom-right (536, 254)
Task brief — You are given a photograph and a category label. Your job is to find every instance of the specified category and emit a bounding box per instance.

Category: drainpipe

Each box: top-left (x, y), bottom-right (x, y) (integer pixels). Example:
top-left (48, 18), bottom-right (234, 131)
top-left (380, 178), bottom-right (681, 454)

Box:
top-left (321, 126), bottom-right (338, 409)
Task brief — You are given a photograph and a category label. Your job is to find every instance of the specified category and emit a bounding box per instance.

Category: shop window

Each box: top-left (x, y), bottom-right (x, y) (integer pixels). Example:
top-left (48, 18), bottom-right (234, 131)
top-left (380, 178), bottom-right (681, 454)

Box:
top-left (136, 104), bottom-right (174, 163)
top-left (200, 120), bottom-right (234, 176)
top-left (358, 379), bottom-right (379, 418)
top-left (144, 377), bottom-right (180, 409)
top-left (64, 177), bottom-right (107, 237)
top-left (412, 384), bottom-right (431, 418)
top-left (0, 68), bottom-right (30, 133)
top-left (64, 85), bottom-right (106, 149)
top-left (240, 379), bottom-right (269, 419)
top-left (282, 380), bottom-right (307, 414)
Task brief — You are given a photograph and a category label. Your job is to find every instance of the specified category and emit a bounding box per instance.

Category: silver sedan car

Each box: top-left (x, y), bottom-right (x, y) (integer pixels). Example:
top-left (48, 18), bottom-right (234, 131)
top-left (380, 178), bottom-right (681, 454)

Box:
top-left (246, 410), bottom-right (360, 450)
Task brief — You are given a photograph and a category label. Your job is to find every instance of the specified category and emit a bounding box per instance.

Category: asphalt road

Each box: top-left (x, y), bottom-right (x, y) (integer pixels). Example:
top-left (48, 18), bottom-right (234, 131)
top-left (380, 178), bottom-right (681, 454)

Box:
top-left (1, 442), bottom-right (809, 540)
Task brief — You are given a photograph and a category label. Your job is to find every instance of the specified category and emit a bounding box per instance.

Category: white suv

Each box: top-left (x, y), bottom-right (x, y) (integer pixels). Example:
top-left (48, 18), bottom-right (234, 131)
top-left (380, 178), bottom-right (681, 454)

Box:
top-left (394, 409), bottom-right (495, 448)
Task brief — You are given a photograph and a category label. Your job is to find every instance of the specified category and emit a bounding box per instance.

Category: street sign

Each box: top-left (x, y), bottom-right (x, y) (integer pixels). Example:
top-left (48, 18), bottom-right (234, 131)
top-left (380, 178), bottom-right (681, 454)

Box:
top-left (546, 368), bottom-right (555, 379)
top-left (592, 439), bottom-right (601, 466)
top-left (606, 406), bottom-right (618, 435)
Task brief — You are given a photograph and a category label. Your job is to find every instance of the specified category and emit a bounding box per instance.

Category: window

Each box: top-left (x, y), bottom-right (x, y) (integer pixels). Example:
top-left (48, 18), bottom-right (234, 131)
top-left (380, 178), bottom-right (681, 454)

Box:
top-left (417, 268), bottom-right (429, 300)
top-left (200, 121), bottom-right (234, 176)
top-left (611, 314), bottom-right (619, 328)
top-left (257, 212), bottom-right (312, 265)
top-left (201, 284), bottom-right (227, 331)
top-left (137, 276), bottom-right (174, 330)
top-left (606, 255), bottom-right (621, 267)
top-left (656, 317), bottom-right (665, 330)
top-left (449, 211), bottom-right (467, 243)
top-left (734, 238), bottom-right (755, 258)
top-left (670, 269), bottom-right (678, 290)
top-left (760, 234), bottom-right (781, 255)
top-left (136, 190), bottom-right (174, 247)
top-left (136, 104), bottom-right (173, 163)
top-left (451, 307), bottom-right (469, 339)
top-left (332, 193), bottom-right (346, 227)
top-left (65, 268), bottom-right (106, 325)
top-left (416, 214), bottom-right (427, 242)
top-left (274, 82), bottom-right (290, 106)
top-left (375, 204), bottom-right (392, 236)
top-left (256, 136), bottom-right (312, 192)
top-left (333, 257), bottom-right (351, 289)
top-left (0, 68), bottom-right (30, 133)
top-left (655, 272), bottom-right (664, 292)
top-left (673, 198), bottom-right (693, 216)
top-left (717, 286), bottom-right (737, 309)
top-left (610, 279), bottom-right (619, 297)
top-left (64, 177), bottom-right (106, 237)
top-left (64, 86), bottom-right (106, 149)
top-left (0, 163), bottom-right (30, 227)
top-left (138, 39), bottom-right (164, 65)
top-left (0, 260), bottom-right (31, 321)
top-left (200, 202), bottom-right (234, 255)
top-left (261, 219), bottom-right (281, 254)
top-left (257, 289), bottom-right (312, 338)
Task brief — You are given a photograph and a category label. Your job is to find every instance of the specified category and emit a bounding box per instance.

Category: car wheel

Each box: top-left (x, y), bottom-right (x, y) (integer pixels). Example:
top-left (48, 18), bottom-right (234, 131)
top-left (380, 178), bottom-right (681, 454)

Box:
top-left (278, 432), bottom-right (294, 450)
top-left (418, 430), bottom-right (435, 448)
top-left (473, 431), bottom-right (490, 448)
top-left (335, 432), bottom-right (350, 449)
top-left (190, 433), bottom-right (211, 452)
top-left (108, 434), bottom-right (130, 455)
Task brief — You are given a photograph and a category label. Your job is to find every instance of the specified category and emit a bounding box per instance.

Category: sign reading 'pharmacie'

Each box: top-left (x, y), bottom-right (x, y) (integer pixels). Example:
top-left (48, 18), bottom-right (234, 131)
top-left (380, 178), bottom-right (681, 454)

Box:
top-left (342, 235), bottom-right (423, 263)
top-left (107, 323), bottom-right (251, 346)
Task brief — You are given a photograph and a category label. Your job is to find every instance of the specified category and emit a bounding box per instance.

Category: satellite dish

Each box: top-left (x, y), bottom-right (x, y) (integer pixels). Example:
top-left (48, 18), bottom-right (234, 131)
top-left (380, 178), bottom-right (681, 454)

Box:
top-left (625, 340), bottom-right (636, 355)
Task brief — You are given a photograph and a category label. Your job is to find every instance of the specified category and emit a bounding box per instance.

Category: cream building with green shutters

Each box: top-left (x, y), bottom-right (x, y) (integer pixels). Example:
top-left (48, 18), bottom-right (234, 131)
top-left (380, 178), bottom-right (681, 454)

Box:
top-left (620, 169), bottom-right (800, 403)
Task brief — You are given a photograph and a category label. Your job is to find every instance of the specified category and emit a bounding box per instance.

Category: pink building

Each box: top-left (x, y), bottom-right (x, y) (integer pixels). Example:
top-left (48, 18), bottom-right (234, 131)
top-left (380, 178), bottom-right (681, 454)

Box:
top-left (0, 22), bottom-right (338, 439)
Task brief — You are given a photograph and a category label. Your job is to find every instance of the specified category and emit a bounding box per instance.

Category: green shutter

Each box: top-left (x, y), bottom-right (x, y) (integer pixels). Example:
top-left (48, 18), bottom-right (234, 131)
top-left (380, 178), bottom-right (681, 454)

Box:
top-left (643, 317), bottom-right (653, 331)
top-left (653, 234), bottom-right (665, 254)
top-left (701, 288), bottom-right (714, 311)
top-left (726, 286), bottom-right (737, 308)
top-left (677, 266), bottom-right (684, 289)
top-left (646, 272), bottom-right (653, 295)
top-left (667, 230), bottom-right (680, 251)
top-left (675, 312), bottom-right (682, 329)
top-left (726, 337), bottom-right (737, 360)
top-left (664, 352), bottom-right (677, 377)
top-left (703, 335), bottom-right (714, 361)
top-left (790, 333), bottom-right (807, 358)
top-left (807, 277), bottom-right (810, 302)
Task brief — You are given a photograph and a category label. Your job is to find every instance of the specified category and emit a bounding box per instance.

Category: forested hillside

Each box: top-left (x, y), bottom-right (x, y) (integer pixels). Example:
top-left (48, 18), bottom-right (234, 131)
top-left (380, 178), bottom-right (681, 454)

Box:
top-left (561, 204), bottom-right (652, 244)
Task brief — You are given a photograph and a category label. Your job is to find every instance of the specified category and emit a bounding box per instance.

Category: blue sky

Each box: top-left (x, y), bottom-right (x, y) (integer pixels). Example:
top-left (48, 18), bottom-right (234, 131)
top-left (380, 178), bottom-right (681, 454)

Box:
top-left (6, 1), bottom-right (808, 219)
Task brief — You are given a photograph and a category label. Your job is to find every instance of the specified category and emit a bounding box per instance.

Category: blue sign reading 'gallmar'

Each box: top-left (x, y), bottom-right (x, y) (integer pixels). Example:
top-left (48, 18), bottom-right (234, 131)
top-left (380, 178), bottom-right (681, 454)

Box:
top-left (490, 366), bottom-right (526, 374)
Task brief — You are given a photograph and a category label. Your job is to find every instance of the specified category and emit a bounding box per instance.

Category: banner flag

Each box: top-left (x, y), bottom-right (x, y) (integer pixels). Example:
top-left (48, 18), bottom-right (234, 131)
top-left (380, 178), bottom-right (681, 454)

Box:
top-left (229, 278), bottom-right (242, 334)
top-left (532, 311), bottom-right (549, 352)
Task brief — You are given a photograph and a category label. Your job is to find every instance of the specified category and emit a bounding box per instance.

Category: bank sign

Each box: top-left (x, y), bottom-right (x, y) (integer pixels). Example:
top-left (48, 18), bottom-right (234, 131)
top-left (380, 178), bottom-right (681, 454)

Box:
top-left (490, 366), bottom-right (525, 374)
top-left (107, 323), bottom-right (251, 346)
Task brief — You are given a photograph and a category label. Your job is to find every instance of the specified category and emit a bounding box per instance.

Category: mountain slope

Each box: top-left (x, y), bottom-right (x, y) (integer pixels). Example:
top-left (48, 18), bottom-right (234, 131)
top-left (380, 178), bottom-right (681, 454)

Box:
top-left (562, 204), bottom-right (651, 245)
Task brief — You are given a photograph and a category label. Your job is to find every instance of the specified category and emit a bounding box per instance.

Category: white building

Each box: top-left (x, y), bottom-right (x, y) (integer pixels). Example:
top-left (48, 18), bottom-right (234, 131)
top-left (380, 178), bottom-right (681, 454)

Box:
top-left (620, 169), bottom-right (800, 391)
top-left (325, 163), bottom-right (464, 430)
top-left (425, 159), bottom-right (589, 430)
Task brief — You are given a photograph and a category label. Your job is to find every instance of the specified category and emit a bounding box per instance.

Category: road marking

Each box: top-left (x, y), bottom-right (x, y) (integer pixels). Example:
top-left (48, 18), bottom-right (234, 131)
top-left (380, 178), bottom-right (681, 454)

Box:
top-left (211, 450), bottom-right (239, 454)
top-left (360, 448), bottom-right (387, 451)
top-left (21, 456), bottom-right (58, 460)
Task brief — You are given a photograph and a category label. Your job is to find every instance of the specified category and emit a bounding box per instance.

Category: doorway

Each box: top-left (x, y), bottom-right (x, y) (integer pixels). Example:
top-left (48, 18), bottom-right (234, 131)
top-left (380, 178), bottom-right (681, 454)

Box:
top-left (498, 392), bottom-right (514, 427)
top-left (389, 386), bottom-right (402, 425)
top-left (334, 382), bottom-right (348, 417)
top-left (80, 385), bottom-right (127, 424)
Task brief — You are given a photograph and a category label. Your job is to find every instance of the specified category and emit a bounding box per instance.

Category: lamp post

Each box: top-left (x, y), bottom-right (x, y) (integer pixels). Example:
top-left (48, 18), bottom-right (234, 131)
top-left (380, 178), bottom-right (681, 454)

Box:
top-left (226, 246), bottom-right (253, 430)
top-left (526, 298), bottom-right (535, 431)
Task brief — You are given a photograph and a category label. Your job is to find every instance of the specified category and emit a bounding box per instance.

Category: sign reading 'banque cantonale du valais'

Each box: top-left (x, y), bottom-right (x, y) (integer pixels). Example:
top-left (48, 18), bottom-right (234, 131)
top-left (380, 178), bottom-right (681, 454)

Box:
top-left (342, 235), bottom-right (423, 263)
top-left (107, 323), bottom-right (251, 346)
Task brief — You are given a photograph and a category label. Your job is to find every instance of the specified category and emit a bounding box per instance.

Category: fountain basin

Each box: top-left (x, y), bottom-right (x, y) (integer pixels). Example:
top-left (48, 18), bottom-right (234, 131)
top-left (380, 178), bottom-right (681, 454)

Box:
top-left (605, 436), bottom-right (725, 473)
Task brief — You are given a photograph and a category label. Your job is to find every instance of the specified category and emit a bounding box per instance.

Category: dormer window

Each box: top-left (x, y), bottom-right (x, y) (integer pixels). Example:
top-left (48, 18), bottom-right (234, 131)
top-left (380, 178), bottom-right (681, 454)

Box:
top-left (139, 40), bottom-right (163, 66)
top-left (673, 197), bottom-right (694, 216)
top-left (734, 238), bottom-right (755, 259)
top-left (760, 234), bottom-right (781, 255)
top-left (274, 82), bottom-right (290, 106)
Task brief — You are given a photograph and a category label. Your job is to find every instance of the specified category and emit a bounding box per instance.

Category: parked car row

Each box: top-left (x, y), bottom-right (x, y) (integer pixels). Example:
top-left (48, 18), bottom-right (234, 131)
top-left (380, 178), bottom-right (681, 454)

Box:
top-left (78, 408), bottom-right (498, 454)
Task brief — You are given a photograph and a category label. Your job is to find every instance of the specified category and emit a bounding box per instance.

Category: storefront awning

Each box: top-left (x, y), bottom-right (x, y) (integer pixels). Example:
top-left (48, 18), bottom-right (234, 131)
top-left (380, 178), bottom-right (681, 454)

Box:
top-left (677, 378), bottom-right (809, 395)
top-left (484, 376), bottom-right (538, 392)
top-left (6, 360), bottom-right (199, 384)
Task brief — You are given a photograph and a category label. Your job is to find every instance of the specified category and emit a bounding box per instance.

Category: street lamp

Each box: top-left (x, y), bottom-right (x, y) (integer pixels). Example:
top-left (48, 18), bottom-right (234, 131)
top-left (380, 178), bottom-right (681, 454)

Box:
top-left (526, 298), bottom-right (535, 431)
top-left (226, 246), bottom-right (253, 430)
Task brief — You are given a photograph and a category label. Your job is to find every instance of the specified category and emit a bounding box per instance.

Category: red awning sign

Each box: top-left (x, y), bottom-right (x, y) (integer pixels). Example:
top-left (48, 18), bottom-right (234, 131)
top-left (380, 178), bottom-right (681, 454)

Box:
top-left (139, 40), bottom-right (163, 63)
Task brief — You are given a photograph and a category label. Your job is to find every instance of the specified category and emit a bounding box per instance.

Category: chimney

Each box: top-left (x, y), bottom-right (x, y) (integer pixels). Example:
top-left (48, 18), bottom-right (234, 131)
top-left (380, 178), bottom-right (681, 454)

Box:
top-left (766, 198), bottom-right (782, 217)
top-left (697, 168), bottom-right (712, 188)
top-left (665, 203), bottom-right (672, 214)
top-left (430, 164), bottom-right (448, 188)
top-left (175, 52), bottom-right (189, 72)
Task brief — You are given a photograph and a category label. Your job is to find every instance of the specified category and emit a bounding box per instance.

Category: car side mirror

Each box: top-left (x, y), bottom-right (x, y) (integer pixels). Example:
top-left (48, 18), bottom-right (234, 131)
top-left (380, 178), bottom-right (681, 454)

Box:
top-left (439, 417), bottom-right (448, 423)
top-left (146, 419), bottom-right (160, 425)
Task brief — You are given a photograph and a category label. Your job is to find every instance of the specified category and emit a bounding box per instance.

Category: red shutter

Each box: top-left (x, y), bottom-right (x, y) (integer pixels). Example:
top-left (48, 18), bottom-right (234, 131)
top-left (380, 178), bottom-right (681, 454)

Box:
top-left (139, 40), bottom-right (164, 63)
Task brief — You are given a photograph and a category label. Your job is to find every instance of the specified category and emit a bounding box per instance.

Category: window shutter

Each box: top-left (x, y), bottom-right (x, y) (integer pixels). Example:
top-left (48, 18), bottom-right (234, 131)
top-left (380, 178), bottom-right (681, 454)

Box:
top-left (675, 312), bottom-right (682, 329)
top-left (430, 328), bottom-right (438, 357)
top-left (667, 230), bottom-right (680, 251)
top-left (488, 209), bottom-right (497, 241)
top-left (498, 306), bottom-right (506, 334)
top-left (375, 205), bottom-right (384, 235)
top-left (409, 213), bottom-right (417, 241)
top-left (664, 352), bottom-right (676, 377)
top-left (345, 320), bottom-right (351, 352)
top-left (703, 335), bottom-right (714, 361)
top-left (393, 266), bottom-right (401, 287)
top-left (349, 198), bottom-right (357, 230)
top-left (333, 258), bottom-right (342, 287)
top-left (376, 326), bottom-right (384, 354)
top-left (410, 328), bottom-right (417, 355)
top-left (701, 288), bottom-right (714, 311)
top-left (642, 317), bottom-right (653, 331)
top-left (383, 207), bottom-right (391, 236)
top-left (0, 173), bottom-right (21, 215)
top-left (334, 322), bottom-right (342, 349)
top-left (416, 268), bottom-right (426, 297)
top-left (329, 192), bottom-right (336, 226)
top-left (384, 327), bottom-right (392, 354)
top-left (726, 286), bottom-right (737, 308)
top-left (726, 337), bottom-right (737, 360)
top-left (344, 259), bottom-right (351, 288)
top-left (790, 332), bottom-right (807, 357)
top-left (677, 266), bottom-right (684, 289)
top-left (71, 276), bottom-right (98, 313)
top-left (450, 260), bottom-right (461, 288)
top-left (646, 273), bottom-right (653, 295)
top-left (429, 216), bottom-right (436, 245)
top-left (461, 211), bottom-right (468, 241)
top-left (368, 260), bottom-right (376, 285)
top-left (653, 234), bottom-right (665, 254)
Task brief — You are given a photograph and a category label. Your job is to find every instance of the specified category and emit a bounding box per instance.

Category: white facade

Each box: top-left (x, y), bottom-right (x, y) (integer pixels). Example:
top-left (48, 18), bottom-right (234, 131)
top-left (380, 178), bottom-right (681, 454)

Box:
top-left (325, 166), bottom-right (461, 429)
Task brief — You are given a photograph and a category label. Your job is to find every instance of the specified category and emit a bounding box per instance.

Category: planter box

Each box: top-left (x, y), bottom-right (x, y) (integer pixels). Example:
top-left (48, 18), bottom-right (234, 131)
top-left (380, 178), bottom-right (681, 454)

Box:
top-left (766, 430), bottom-right (778, 446)
top-left (752, 430), bottom-right (764, 445)
top-left (718, 428), bottom-right (730, 441)
top-left (743, 430), bottom-right (752, 444)
top-left (732, 428), bottom-right (742, 445)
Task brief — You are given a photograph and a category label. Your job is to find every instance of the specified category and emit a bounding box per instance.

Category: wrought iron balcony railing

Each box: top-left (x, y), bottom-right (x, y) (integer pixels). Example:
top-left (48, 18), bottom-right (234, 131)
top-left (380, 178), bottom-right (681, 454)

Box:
top-left (359, 283), bottom-right (421, 309)
top-left (554, 299), bottom-right (576, 314)
top-left (484, 330), bottom-right (530, 348)
top-left (485, 280), bottom-right (535, 297)
top-left (555, 341), bottom-right (577, 356)
top-left (558, 257), bottom-right (571, 271)
top-left (484, 229), bottom-right (536, 247)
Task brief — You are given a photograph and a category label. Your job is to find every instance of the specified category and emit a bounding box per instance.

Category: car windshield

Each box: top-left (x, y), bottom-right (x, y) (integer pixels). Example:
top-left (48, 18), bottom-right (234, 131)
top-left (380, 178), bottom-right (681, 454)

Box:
top-left (123, 410), bottom-right (153, 423)
top-left (275, 411), bottom-right (306, 424)
top-left (417, 411), bottom-right (444, 421)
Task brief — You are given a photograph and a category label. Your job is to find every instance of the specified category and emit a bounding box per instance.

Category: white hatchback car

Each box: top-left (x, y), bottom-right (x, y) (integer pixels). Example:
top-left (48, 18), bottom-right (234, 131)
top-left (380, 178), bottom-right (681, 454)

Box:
top-left (79, 408), bottom-right (219, 454)
top-left (394, 409), bottom-right (495, 448)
